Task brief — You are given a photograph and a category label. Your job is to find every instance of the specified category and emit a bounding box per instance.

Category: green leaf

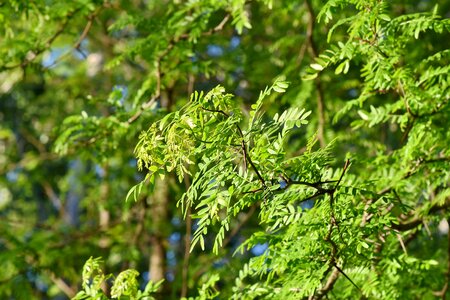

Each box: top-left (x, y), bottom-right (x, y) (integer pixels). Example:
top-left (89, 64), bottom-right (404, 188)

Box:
top-left (310, 63), bottom-right (324, 71)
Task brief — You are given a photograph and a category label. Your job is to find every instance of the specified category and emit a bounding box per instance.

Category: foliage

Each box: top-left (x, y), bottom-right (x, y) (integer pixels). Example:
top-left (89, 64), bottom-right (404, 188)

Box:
top-left (0, 0), bottom-right (449, 299)
top-left (73, 257), bottom-right (163, 300)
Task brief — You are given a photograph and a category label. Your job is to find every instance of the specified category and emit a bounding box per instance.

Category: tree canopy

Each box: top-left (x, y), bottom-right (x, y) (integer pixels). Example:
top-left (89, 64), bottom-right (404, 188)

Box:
top-left (1, 0), bottom-right (450, 299)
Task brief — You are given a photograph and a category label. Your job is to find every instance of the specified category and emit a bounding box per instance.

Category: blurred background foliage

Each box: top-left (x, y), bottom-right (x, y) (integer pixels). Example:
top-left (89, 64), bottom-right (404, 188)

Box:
top-left (0, 0), bottom-right (449, 299)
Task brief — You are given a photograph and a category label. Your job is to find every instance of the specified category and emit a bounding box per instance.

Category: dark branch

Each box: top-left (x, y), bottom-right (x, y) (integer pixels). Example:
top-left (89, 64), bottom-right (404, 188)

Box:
top-left (201, 106), bottom-right (267, 188)
top-left (333, 263), bottom-right (362, 293)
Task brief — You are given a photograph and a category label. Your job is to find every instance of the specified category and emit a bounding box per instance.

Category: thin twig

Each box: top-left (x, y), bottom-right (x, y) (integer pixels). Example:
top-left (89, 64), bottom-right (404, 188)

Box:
top-left (242, 187), bottom-right (264, 194)
top-left (179, 14), bottom-right (231, 40)
top-left (391, 198), bottom-right (450, 231)
top-left (313, 160), bottom-right (355, 299)
top-left (19, 127), bottom-right (46, 154)
top-left (289, 179), bottom-right (337, 192)
top-left (127, 61), bottom-right (161, 123)
top-left (43, 7), bottom-right (101, 69)
top-left (304, 0), bottom-right (326, 147)
top-left (181, 174), bottom-right (192, 298)
top-left (2, 7), bottom-right (84, 71)
top-left (42, 181), bottom-right (66, 219)
top-left (398, 80), bottom-right (417, 118)
top-left (191, 204), bottom-right (258, 281)
top-left (396, 233), bottom-right (408, 255)
top-left (377, 156), bottom-right (450, 198)
top-left (222, 204), bottom-right (257, 247)
top-left (49, 272), bottom-right (76, 298)
top-left (127, 14), bottom-right (231, 124)
top-left (201, 106), bottom-right (267, 188)
top-left (333, 263), bottom-right (362, 292)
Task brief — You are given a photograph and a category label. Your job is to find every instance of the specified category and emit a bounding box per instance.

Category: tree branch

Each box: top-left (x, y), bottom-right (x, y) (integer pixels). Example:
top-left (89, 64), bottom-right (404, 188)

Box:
top-left (2, 7), bottom-right (84, 71)
top-left (43, 5), bottom-right (105, 69)
top-left (222, 204), bottom-right (257, 247)
top-left (127, 13), bottom-right (231, 124)
top-left (127, 61), bottom-right (161, 124)
top-left (201, 106), bottom-right (267, 188)
top-left (390, 198), bottom-right (450, 231)
top-left (312, 160), bottom-right (356, 299)
top-left (378, 156), bottom-right (450, 196)
top-left (49, 272), bottom-right (76, 298)
top-left (304, 0), bottom-right (326, 147)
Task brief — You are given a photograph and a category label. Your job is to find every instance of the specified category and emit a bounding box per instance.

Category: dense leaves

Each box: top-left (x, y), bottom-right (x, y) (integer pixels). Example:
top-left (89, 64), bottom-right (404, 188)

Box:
top-left (1, 0), bottom-right (449, 299)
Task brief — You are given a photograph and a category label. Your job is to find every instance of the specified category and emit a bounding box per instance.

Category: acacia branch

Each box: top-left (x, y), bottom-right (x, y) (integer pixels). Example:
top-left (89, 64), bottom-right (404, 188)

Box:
top-left (19, 127), bottom-right (46, 154)
top-left (127, 13), bottom-right (231, 123)
top-left (377, 156), bottom-right (450, 196)
top-left (200, 106), bottom-right (230, 117)
top-left (390, 198), bottom-right (450, 231)
top-left (398, 79), bottom-right (418, 118)
top-left (272, 161), bottom-right (350, 208)
top-left (43, 6), bottom-right (105, 69)
top-left (313, 160), bottom-right (356, 299)
top-left (201, 106), bottom-right (267, 188)
top-left (42, 181), bottom-right (67, 219)
top-left (127, 61), bottom-right (161, 123)
top-left (49, 272), bottom-right (76, 298)
top-left (74, 16), bottom-right (94, 51)
top-left (2, 7), bottom-right (85, 71)
top-left (288, 179), bottom-right (337, 192)
top-left (179, 14), bottom-right (231, 40)
top-left (222, 204), bottom-right (257, 247)
top-left (192, 204), bottom-right (258, 282)
top-left (311, 267), bottom-right (340, 300)
top-left (333, 263), bottom-right (362, 293)
top-left (432, 218), bottom-right (450, 299)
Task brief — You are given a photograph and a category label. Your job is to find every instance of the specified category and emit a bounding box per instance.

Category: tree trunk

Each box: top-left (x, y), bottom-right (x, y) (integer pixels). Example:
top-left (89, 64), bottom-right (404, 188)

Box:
top-left (149, 176), bottom-right (169, 283)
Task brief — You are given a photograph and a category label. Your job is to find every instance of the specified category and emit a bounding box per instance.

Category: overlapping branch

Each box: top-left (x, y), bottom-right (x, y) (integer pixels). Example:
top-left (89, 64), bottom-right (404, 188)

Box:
top-left (200, 106), bottom-right (267, 188)
top-left (2, 7), bottom-right (85, 71)
top-left (311, 160), bottom-right (363, 299)
top-left (127, 13), bottom-right (231, 124)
